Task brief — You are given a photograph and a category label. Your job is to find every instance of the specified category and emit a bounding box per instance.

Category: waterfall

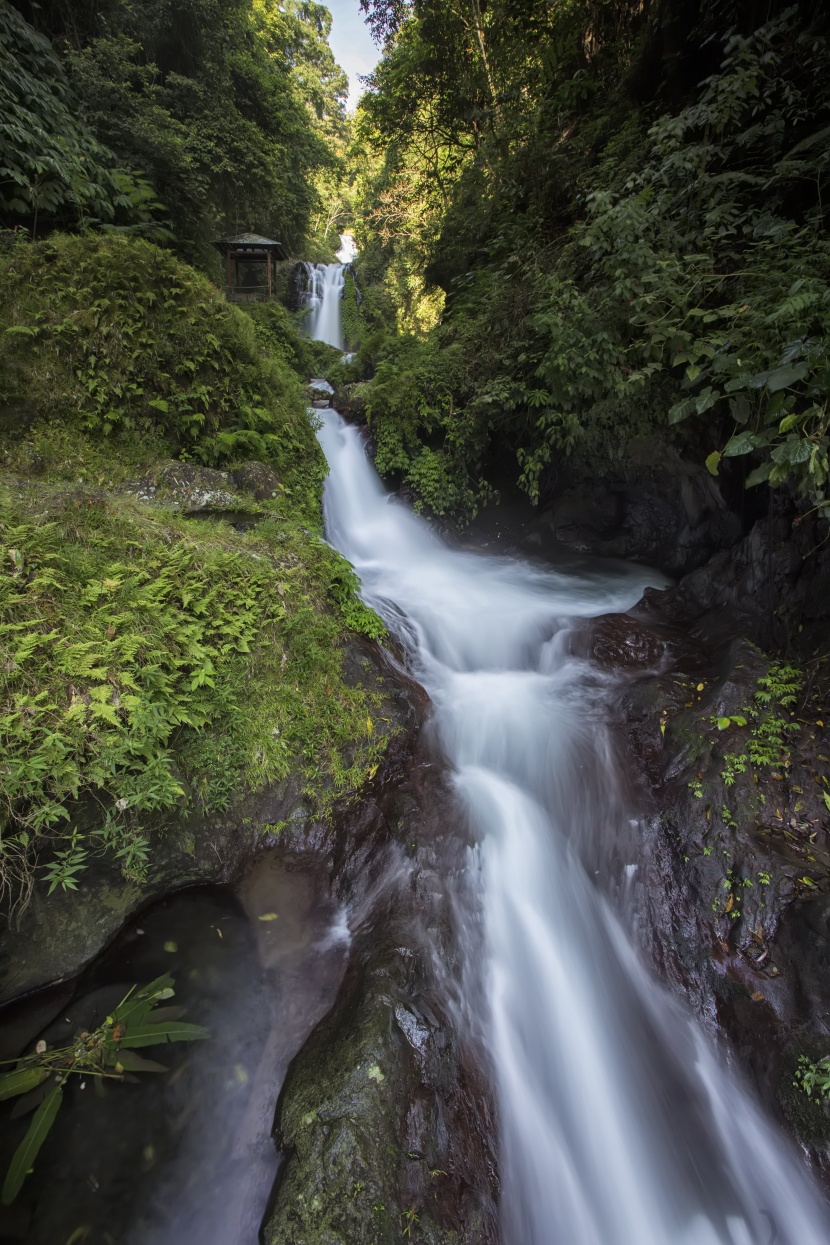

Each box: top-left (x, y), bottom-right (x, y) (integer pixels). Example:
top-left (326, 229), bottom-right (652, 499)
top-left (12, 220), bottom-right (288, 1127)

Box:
top-left (315, 407), bottom-right (830, 1245)
top-left (303, 262), bottom-right (345, 349)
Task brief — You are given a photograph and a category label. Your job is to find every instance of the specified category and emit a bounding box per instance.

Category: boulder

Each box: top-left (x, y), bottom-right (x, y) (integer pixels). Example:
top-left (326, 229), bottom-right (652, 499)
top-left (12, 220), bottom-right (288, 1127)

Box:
top-left (332, 381), bottom-right (370, 421)
top-left (232, 460), bottom-right (281, 501)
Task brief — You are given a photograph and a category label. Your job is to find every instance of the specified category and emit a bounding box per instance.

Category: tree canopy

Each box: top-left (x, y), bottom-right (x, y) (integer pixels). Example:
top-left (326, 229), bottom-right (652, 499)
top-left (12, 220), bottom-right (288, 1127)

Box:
top-left (2, 0), bottom-right (351, 261)
top-left (345, 0), bottom-right (830, 522)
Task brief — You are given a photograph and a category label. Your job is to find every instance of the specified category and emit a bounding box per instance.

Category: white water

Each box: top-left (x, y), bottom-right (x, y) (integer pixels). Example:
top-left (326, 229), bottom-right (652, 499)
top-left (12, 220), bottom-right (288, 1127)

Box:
top-left (303, 262), bottom-right (346, 349)
top-left (316, 408), bottom-right (830, 1245)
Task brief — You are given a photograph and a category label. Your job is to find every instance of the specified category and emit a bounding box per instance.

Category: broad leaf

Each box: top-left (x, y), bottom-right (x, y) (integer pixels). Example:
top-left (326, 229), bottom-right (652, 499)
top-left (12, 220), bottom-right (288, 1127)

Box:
top-left (723, 432), bottom-right (761, 457)
top-left (745, 462), bottom-right (772, 488)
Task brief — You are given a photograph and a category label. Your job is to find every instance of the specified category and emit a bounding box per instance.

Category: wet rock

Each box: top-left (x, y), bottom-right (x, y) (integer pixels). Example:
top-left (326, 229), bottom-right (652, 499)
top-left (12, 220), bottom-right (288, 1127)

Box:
top-left (574, 612), bottom-right (706, 673)
top-left (613, 614), bottom-right (830, 1165)
top-left (0, 801), bottom-right (260, 1002)
top-left (639, 503), bottom-right (830, 654)
top-left (264, 739), bottom-right (499, 1245)
top-left (232, 460), bottom-right (282, 501)
top-left (332, 382), bottom-right (370, 422)
top-left (537, 443), bottom-right (742, 575)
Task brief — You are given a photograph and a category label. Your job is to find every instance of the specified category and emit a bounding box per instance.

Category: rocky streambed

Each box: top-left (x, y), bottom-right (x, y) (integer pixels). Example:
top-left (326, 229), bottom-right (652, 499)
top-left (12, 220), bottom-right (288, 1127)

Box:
top-left (2, 468), bottom-right (829, 1243)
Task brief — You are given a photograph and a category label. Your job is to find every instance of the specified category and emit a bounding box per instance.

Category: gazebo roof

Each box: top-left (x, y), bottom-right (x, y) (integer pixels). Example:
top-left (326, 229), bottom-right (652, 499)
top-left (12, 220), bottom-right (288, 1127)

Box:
top-left (214, 233), bottom-right (288, 260)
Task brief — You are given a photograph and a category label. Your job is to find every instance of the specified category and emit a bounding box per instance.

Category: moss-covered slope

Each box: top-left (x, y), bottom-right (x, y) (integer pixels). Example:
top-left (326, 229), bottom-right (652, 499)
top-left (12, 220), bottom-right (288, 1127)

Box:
top-left (0, 234), bottom-right (388, 916)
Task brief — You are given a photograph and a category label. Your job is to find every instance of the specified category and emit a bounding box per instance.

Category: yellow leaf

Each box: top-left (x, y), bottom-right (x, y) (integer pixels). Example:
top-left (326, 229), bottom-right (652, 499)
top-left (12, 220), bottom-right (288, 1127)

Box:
top-left (258, 913), bottom-right (278, 922)
top-left (696, 683), bottom-right (705, 692)
top-left (366, 716), bottom-right (373, 736)
top-left (724, 894), bottom-right (734, 913)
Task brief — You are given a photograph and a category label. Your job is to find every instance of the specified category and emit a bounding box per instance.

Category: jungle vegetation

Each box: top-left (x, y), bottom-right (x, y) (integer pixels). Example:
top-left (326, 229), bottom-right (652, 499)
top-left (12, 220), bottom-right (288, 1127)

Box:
top-left (1, 0), bottom-right (351, 263)
top-left (0, 0), bottom-right (379, 909)
top-left (3, 0), bottom-right (829, 907)
top-left (342, 0), bottom-right (830, 524)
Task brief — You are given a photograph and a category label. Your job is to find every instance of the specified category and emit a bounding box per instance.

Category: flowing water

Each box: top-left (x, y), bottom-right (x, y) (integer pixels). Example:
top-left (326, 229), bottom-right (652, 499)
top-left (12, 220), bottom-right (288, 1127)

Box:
top-left (316, 407), bottom-right (830, 1245)
top-left (302, 262), bottom-right (346, 349)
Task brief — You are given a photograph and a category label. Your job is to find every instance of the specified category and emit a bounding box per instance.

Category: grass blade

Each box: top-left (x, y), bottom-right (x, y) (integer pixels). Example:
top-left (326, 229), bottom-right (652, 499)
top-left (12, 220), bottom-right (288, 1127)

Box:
top-left (2, 1083), bottom-right (63, 1205)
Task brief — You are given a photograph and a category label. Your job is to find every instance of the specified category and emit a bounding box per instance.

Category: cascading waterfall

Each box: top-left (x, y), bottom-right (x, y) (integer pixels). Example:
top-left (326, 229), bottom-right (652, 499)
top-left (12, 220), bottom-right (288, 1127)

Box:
top-left (303, 262), bottom-right (346, 349)
top-left (315, 405), bottom-right (830, 1245)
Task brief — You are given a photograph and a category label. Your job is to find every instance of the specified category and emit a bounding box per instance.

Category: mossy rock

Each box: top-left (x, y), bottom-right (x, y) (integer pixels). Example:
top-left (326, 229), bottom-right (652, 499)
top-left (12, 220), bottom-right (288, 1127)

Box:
top-left (266, 954), bottom-right (468, 1245)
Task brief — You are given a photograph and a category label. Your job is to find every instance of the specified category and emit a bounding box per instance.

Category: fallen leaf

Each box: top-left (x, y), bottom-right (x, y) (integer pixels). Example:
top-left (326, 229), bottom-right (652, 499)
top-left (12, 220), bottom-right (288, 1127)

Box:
top-left (163, 940), bottom-right (178, 953)
top-left (258, 913), bottom-right (278, 922)
top-left (751, 992), bottom-right (765, 1002)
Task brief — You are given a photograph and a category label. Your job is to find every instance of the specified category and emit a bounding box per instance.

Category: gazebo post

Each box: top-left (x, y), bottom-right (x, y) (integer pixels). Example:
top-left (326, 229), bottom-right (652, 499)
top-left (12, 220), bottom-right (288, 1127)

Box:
top-left (267, 251), bottom-right (272, 299)
top-left (226, 250), bottom-right (233, 294)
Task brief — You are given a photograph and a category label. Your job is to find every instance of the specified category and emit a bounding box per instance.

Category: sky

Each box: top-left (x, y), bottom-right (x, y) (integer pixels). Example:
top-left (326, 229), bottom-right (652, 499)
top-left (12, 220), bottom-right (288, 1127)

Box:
top-left (324, 0), bottom-right (382, 110)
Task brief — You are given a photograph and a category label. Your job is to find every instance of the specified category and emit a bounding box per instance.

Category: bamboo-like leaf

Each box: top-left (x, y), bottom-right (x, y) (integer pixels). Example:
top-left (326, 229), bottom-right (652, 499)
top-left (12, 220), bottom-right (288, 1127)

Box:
top-left (111, 1050), bottom-right (169, 1073)
top-left (10, 1081), bottom-right (52, 1120)
top-left (144, 1006), bottom-right (186, 1024)
top-left (2, 1084), bottom-right (63, 1205)
top-left (119, 1021), bottom-right (209, 1048)
top-left (113, 973), bottom-right (175, 1026)
top-left (0, 1066), bottom-right (48, 1101)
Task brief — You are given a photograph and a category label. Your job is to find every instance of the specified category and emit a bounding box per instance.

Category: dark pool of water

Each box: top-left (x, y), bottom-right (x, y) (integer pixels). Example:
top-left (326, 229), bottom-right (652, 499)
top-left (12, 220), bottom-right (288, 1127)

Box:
top-left (0, 851), bottom-right (349, 1245)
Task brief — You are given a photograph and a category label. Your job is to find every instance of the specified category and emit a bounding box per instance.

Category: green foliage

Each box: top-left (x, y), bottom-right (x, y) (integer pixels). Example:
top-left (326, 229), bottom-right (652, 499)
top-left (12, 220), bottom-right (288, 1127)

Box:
top-left (2, 0), bottom-right (352, 261)
top-left (0, 483), bottom-right (390, 903)
top-left (794, 1054), bottom-right (830, 1101)
top-left (366, 334), bottom-right (493, 521)
top-left (0, 235), bottom-right (321, 503)
top-left (321, 547), bottom-right (388, 642)
top-left (717, 663), bottom-right (804, 786)
top-left (0, 1), bottom-right (165, 234)
top-left (0, 231), bottom-right (396, 909)
top-left (350, 2), bottom-right (830, 518)
top-left (341, 270), bottom-right (362, 352)
top-left (0, 973), bottom-right (206, 1204)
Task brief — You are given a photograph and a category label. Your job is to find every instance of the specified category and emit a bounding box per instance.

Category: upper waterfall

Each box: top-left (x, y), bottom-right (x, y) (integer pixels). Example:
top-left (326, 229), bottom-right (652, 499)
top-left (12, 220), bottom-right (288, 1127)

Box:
top-left (303, 262), bottom-right (346, 349)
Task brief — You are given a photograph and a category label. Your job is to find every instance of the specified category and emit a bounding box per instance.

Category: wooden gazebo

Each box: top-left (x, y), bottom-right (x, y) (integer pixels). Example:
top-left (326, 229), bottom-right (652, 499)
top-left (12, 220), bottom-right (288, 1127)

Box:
top-left (214, 233), bottom-right (289, 301)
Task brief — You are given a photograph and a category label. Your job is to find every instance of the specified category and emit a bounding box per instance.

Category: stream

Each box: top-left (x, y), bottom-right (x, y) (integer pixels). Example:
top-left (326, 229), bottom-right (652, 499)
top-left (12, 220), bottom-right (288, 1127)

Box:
top-left (3, 266), bottom-right (830, 1245)
top-left (316, 405), bottom-right (830, 1245)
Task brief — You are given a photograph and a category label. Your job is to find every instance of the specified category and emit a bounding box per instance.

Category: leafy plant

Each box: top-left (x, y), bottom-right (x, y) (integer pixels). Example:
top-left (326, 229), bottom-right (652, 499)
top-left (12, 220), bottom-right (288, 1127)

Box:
top-left (0, 1), bottom-right (166, 235)
top-left (321, 546), bottom-right (387, 641)
top-left (0, 235), bottom-right (320, 496)
top-left (717, 664), bottom-right (804, 786)
top-left (793, 1055), bottom-right (830, 1102)
top-left (0, 973), bottom-right (207, 1204)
